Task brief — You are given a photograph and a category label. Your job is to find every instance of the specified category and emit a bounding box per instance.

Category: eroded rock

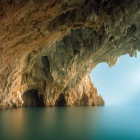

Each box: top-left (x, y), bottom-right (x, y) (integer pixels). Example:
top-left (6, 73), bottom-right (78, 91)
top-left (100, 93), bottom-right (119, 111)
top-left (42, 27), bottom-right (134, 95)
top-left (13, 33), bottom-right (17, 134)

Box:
top-left (0, 0), bottom-right (140, 109)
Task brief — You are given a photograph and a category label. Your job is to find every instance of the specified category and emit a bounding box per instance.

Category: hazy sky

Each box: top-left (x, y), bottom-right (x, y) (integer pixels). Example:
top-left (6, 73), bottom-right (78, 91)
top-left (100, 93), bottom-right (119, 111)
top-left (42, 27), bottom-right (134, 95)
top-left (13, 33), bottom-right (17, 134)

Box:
top-left (90, 52), bottom-right (140, 106)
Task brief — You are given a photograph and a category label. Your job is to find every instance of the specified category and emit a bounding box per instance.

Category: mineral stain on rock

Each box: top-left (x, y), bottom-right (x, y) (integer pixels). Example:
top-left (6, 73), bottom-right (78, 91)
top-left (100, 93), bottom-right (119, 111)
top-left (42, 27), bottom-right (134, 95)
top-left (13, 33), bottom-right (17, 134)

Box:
top-left (0, 0), bottom-right (140, 109)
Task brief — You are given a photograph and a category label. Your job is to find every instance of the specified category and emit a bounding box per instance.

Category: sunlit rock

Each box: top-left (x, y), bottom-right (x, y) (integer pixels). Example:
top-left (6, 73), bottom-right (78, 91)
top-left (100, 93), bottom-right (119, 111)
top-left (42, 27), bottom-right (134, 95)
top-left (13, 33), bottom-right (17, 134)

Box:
top-left (0, 0), bottom-right (140, 109)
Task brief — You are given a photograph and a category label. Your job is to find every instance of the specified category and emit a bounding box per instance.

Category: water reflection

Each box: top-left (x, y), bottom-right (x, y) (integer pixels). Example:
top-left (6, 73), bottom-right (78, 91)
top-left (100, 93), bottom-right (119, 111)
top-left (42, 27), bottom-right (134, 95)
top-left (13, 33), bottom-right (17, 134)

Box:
top-left (0, 108), bottom-right (24, 140)
top-left (0, 106), bottom-right (140, 140)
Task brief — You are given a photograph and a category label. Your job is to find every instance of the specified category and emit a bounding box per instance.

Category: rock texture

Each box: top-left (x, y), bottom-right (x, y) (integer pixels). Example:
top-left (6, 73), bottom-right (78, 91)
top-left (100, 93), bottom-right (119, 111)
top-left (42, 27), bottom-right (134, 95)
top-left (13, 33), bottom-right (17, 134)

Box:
top-left (0, 0), bottom-right (140, 109)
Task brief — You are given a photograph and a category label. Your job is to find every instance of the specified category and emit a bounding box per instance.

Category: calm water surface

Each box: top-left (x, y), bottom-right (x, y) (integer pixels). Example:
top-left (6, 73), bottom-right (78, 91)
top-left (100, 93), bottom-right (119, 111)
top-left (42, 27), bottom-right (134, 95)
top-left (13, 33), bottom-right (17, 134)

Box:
top-left (0, 106), bottom-right (140, 140)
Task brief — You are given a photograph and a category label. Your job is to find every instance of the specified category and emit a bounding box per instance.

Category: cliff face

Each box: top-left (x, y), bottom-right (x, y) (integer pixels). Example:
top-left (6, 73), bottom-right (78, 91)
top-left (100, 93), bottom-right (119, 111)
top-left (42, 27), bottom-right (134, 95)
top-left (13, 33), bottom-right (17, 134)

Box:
top-left (0, 0), bottom-right (139, 109)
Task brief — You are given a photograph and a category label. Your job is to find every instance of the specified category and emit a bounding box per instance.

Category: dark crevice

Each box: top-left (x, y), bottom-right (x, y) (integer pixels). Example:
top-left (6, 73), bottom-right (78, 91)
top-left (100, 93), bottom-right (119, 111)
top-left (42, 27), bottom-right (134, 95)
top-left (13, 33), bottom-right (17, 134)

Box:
top-left (55, 93), bottom-right (66, 106)
top-left (41, 55), bottom-right (51, 76)
top-left (7, 0), bottom-right (14, 5)
top-left (22, 89), bottom-right (45, 107)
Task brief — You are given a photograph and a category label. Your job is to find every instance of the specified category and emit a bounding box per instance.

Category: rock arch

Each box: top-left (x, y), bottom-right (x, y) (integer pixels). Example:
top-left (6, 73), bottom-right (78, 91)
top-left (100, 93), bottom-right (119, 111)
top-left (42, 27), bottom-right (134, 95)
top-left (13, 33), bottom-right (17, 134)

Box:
top-left (0, 0), bottom-right (139, 109)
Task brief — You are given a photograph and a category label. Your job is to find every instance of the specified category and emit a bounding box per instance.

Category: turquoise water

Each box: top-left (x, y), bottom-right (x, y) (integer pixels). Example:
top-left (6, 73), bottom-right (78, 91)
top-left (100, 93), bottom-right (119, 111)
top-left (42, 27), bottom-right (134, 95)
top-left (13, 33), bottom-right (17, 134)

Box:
top-left (0, 106), bottom-right (140, 140)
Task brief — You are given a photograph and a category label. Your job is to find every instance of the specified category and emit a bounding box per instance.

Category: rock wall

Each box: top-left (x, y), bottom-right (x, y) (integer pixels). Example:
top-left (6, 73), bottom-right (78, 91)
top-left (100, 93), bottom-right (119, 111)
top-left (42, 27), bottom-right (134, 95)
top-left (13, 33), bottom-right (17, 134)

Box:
top-left (0, 0), bottom-right (140, 109)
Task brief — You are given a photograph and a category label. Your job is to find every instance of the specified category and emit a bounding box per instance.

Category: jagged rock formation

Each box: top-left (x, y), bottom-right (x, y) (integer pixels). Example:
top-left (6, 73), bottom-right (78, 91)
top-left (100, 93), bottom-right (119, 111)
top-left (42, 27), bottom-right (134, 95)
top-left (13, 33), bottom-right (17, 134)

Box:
top-left (0, 0), bottom-right (140, 109)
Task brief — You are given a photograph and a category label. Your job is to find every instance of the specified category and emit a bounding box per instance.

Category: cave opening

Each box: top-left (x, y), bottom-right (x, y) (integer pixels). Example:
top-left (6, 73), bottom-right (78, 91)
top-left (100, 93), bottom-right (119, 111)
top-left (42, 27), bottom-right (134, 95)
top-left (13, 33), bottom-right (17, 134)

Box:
top-left (55, 94), bottom-right (66, 106)
top-left (22, 89), bottom-right (45, 107)
top-left (90, 53), bottom-right (140, 106)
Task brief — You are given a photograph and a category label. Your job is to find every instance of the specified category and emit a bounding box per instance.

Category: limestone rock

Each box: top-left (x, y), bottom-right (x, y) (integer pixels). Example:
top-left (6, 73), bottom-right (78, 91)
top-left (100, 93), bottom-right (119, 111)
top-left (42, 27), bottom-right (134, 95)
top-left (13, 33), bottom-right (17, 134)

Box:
top-left (0, 0), bottom-right (140, 109)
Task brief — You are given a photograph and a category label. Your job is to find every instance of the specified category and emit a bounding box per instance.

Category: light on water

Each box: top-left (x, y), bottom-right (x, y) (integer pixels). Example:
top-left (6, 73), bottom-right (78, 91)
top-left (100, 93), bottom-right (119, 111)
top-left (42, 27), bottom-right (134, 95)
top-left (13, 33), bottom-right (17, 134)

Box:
top-left (0, 106), bottom-right (140, 140)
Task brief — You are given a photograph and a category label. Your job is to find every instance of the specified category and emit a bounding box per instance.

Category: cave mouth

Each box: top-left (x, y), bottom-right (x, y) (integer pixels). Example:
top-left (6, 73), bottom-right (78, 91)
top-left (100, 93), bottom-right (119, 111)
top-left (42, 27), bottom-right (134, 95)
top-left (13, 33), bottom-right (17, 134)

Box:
top-left (55, 94), bottom-right (66, 106)
top-left (90, 53), bottom-right (140, 106)
top-left (22, 89), bottom-right (45, 107)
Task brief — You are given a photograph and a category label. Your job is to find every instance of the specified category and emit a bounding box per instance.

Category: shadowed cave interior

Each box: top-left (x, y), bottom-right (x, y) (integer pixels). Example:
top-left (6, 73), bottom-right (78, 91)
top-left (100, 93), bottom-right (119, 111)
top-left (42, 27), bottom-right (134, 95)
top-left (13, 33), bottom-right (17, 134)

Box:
top-left (22, 89), bottom-right (45, 107)
top-left (55, 94), bottom-right (67, 106)
top-left (22, 90), bottom-right (67, 107)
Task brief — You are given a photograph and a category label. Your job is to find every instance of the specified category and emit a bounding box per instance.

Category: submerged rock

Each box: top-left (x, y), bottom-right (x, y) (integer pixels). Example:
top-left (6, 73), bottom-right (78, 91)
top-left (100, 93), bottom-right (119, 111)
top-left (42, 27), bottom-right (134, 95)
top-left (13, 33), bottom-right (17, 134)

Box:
top-left (0, 0), bottom-right (140, 109)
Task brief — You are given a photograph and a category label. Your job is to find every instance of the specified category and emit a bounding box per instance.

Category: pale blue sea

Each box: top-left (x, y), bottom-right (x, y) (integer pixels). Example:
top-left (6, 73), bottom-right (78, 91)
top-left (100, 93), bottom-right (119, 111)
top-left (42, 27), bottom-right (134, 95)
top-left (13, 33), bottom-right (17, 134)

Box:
top-left (0, 106), bottom-right (140, 140)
